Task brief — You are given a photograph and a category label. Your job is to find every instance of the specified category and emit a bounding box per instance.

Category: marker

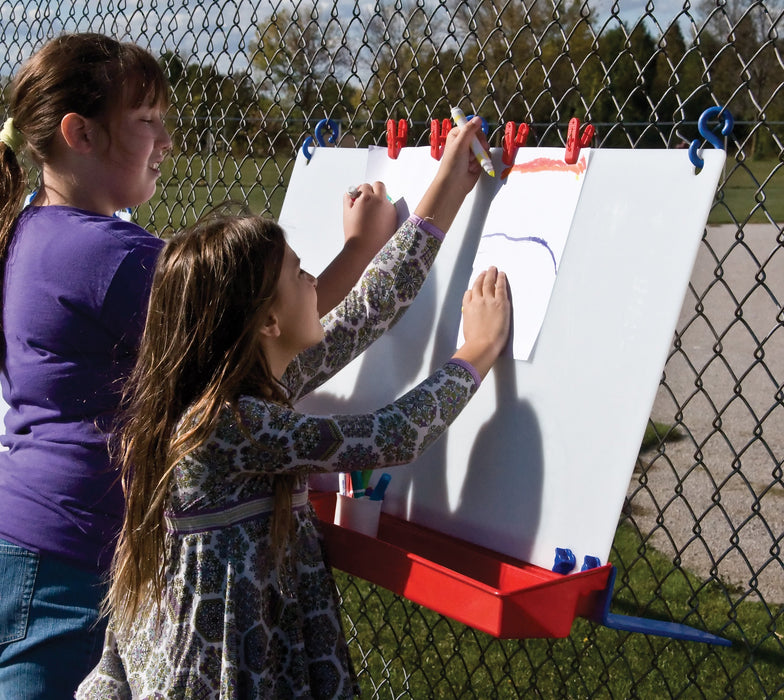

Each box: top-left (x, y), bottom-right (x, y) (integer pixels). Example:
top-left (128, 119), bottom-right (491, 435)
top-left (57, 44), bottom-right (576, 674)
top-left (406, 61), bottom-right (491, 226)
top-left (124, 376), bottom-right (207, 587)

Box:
top-left (347, 185), bottom-right (394, 203)
top-left (338, 472), bottom-right (349, 497)
top-left (350, 471), bottom-right (365, 498)
top-left (450, 106), bottom-right (495, 178)
top-left (369, 473), bottom-right (391, 501)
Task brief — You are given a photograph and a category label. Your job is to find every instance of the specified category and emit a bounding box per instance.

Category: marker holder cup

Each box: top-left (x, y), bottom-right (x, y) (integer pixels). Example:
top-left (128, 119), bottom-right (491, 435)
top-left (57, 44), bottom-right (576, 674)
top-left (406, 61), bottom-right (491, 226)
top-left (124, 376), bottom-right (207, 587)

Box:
top-left (334, 494), bottom-right (382, 538)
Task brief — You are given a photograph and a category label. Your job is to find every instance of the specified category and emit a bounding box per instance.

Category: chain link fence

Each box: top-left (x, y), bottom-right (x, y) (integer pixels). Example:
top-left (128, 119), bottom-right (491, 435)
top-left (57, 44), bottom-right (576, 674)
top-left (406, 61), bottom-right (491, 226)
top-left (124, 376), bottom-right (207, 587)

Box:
top-left (2, 1), bottom-right (782, 697)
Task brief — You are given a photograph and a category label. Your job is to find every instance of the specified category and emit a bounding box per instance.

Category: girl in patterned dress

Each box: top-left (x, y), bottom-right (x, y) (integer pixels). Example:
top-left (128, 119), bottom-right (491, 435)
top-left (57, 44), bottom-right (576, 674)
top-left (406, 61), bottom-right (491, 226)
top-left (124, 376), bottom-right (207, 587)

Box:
top-left (77, 117), bottom-right (509, 699)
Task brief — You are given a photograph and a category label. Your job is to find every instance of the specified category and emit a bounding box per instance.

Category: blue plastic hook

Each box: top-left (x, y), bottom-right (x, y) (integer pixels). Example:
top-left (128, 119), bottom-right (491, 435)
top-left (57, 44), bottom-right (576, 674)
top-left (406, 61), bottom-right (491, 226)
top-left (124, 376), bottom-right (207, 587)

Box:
top-left (301, 118), bottom-right (340, 162)
top-left (467, 114), bottom-right (490, 137)
top-left (302, 136), bottom-right (316, 161)
top-left (699, 106), bottom-right (734, 149)
top-left (689, 106), bottom-right (734, 169)
top-left (315, 118), bottom-right (340, 146)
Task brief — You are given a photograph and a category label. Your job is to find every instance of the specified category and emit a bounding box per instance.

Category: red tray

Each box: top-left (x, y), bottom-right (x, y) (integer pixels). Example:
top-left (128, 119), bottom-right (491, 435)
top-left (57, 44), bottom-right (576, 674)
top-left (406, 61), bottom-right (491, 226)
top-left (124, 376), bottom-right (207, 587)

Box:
top-left (311, 491), bottom-right (612, 639)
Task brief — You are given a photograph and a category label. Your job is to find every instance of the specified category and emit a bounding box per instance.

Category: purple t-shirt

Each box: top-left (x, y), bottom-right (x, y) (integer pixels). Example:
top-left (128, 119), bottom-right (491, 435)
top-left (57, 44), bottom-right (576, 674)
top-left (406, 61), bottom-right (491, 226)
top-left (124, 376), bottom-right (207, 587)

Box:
top-left (0, 206), bottom-right (164, 572)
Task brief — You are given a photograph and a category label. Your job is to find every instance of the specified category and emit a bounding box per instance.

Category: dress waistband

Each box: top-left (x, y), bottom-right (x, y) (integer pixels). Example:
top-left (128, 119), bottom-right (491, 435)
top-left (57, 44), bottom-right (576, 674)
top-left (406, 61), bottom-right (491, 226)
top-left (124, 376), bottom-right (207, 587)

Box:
top-left (165, 490), bottom-right (309, 534)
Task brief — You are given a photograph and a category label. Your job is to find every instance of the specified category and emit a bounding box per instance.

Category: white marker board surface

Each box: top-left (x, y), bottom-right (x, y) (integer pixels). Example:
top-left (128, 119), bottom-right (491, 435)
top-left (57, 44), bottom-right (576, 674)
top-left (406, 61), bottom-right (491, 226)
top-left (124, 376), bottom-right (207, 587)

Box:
top-left (280, 144), bottom-right (725, 573)
top-left (278, 146), bottom-right (369, 276)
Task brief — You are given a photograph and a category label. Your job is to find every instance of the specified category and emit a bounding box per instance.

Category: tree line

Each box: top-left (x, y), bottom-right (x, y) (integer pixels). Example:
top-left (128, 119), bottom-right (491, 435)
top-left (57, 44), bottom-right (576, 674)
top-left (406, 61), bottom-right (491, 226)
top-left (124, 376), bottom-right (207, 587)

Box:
top-left (70, 1), bottom-right (784, 158)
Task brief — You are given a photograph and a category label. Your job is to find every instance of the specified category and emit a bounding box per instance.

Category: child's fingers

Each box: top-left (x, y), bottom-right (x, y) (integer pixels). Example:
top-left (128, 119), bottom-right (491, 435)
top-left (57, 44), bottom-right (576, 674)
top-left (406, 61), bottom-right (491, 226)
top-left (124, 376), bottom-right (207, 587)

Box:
top-left (468, 118), bottom-right (491, 153)
top-left (347, 181), bottom-right (392, 205)
top-left (471, 269), bottom-right (487, 297)
top-left (469, 266), bottom-right (498, 299)
top-left (494, 270), bottom-right (508, 299)
top-left (370, 181), bottom-right (388, 198)
top-left (465, 268), bottom-right (508, 310)
top-left (480, 266), bottom-right (499, 296)
top-left (446, 115), bottom-right (482, 146)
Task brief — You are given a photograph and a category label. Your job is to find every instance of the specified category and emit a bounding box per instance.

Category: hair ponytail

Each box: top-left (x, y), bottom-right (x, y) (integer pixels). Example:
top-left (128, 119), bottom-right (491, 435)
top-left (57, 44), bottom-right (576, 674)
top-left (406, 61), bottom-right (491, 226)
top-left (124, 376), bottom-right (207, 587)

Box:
top-left (0, 138), bottom-right (27, 345)
top-left (0, 138), bottom-right (26, 243)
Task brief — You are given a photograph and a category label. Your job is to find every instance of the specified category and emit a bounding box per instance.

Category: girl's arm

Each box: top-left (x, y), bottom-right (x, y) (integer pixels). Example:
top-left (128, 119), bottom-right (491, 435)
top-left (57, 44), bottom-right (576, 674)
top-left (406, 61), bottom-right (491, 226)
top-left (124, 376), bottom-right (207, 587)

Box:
top-left (232, 358), bottom-right (480, 478)
top-left (169, 270), bottom-right (509, 509)
top-left (413, 117), bottom-right (485, 234)
top-left (168, 359), bottom-right (478, 510)
top-left (315, 182), bottom-right (397, 317)
top-left (283, 118), bottom-right (487, 399)
top-left (212, 266), bottom-right (509, 478)
top-left (283, 214), bottom-right (442, 398)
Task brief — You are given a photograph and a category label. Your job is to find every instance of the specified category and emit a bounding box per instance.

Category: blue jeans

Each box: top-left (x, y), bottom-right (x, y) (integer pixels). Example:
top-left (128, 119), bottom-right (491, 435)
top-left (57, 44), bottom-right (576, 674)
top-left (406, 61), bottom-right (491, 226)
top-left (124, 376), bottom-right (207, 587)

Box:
top-left (0, 538), bottom-right (108, 699)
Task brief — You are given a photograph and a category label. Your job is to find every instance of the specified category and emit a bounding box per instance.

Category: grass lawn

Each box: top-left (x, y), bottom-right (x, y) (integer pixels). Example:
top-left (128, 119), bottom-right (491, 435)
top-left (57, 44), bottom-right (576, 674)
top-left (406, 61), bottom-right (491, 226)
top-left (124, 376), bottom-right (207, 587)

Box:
top-left (134, 151), bottom-right (291, 235)
top-left (134, 152), bottom-right (783, 232)
top-left (336, 520), bottom-right (783, 698)
top-left (709, 158), bottom-right (784, 225)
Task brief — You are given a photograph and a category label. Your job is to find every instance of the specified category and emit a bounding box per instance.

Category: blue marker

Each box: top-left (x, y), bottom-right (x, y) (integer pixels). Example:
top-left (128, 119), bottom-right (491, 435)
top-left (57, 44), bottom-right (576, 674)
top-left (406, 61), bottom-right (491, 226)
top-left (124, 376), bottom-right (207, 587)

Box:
top-left (369, 473), bottom-right (391, 501)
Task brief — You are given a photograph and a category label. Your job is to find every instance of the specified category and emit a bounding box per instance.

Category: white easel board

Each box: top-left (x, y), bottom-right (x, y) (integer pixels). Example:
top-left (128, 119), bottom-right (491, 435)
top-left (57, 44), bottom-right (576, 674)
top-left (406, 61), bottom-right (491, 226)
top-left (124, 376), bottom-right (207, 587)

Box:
top-left (280, 144), bottom-right (725, 573)
top-left (279, 147), bottom-right (369, 276)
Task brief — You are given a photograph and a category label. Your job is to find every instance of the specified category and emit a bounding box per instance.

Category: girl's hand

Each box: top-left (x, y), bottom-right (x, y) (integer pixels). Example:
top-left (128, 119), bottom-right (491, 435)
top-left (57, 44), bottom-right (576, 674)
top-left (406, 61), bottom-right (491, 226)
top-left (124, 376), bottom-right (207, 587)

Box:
top-left (453, 266), bottom-right (511, 379)
top-left (413, 116), bottom-right (488, 234)
top-left (433, 117), bottom-right (487, 198)
top-left (316, 181), bottom-right (397, 316)
top-left (342, 181), bottom-right (397, 257)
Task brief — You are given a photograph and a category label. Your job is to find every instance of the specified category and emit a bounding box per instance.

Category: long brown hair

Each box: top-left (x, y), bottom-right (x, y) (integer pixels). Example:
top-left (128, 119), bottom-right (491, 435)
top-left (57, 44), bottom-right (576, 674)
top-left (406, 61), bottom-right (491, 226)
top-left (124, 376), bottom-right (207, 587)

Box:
top-left (0, 33), bottom-right (169, 336)
top-left (107, 213), bottom-right (291, 634)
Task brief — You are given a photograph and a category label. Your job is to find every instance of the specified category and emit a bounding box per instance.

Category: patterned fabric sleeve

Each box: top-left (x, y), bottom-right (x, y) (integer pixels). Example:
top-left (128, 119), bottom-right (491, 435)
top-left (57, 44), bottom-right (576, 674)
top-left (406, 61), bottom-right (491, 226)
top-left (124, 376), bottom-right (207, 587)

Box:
top-left (201, 360), bottom-right (478, 482)
top-left (282, 215), bottom-right (442, 401)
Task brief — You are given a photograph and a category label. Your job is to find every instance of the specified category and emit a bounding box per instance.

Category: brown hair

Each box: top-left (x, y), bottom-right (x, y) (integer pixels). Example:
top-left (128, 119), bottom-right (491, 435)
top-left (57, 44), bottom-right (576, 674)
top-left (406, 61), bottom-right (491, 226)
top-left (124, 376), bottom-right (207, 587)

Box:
top-left (0, 33), bottom-right (169, 333)
top-left (107, 212), bottom-right (291, 633)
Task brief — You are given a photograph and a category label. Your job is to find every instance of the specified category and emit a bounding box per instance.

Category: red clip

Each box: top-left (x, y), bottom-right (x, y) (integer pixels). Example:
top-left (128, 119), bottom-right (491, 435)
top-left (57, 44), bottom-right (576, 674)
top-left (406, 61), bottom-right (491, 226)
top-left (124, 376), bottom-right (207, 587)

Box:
top-left (502, 121), bottom-right (530, 166)
top-left (386, 118), bottom-right (408, 159)
top-left (564, 118), bottom-right (595, 164)
top-left (430, 118), bottom-right (452, 160)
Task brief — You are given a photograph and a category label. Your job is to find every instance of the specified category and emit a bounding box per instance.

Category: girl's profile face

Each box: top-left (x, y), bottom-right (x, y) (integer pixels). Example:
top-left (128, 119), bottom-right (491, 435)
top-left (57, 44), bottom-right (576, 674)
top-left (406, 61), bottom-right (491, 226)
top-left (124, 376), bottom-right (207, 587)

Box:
top-left (269, 244), bottom-right (323, 355)
top-left (93, 94), bottom-right (172, 213)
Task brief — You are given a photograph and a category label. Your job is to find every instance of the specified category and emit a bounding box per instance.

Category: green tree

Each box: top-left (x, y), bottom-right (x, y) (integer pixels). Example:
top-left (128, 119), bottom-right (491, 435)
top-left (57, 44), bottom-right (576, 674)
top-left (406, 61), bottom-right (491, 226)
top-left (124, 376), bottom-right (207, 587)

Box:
top-left (449, 0), bottom-right (601, 145)
top-left (159, 50), bottom-right (270, 160)
top-left (696, 0), bottom-right (784, 157)
top-left (589, 23), bottom-right (661, 146)
top-left (448, 0), bottom-right (551, 127)
top-left (160, 52), bottom-right (231, 155)
top-left (357, 1), bottom-right (464, 141)
top-left (252, 7), bottom-right (356, 137)
top-left (647, 22), bottom-right (704, 145)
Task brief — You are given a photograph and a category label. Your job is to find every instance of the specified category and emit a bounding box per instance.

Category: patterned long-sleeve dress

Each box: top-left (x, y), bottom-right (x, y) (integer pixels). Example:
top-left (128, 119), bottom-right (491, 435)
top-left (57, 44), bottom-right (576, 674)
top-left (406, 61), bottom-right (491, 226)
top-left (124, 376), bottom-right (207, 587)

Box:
top-left (76, 216), bottom-right (482, 699)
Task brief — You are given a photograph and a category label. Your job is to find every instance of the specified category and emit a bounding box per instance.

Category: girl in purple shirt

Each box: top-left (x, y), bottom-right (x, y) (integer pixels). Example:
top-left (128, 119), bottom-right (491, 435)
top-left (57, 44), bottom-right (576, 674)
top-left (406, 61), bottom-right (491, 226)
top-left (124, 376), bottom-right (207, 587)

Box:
top-left (0, 33), bottom-right (397, 698)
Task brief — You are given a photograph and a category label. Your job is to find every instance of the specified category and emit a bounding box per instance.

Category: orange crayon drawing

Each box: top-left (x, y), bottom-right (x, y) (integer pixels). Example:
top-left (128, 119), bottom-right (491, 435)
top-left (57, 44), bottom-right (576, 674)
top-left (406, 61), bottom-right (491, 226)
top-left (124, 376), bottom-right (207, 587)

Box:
top-left (501, 155), bottom-right (587, 179)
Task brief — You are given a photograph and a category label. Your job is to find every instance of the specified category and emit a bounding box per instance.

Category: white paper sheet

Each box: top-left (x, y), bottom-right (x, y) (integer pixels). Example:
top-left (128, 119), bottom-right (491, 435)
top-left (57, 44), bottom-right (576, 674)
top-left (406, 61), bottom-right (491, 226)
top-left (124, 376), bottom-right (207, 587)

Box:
top-left (458, 148), bottom-right (591, 360)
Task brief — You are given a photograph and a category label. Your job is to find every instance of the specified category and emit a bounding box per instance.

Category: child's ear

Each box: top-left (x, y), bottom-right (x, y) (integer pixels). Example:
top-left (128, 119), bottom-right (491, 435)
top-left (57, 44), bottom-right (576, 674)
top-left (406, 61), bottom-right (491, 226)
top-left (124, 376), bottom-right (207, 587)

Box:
top-left (60, 113), bottom-right (95, 153)
top-left (259, 311), bottom-right (281, 338)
